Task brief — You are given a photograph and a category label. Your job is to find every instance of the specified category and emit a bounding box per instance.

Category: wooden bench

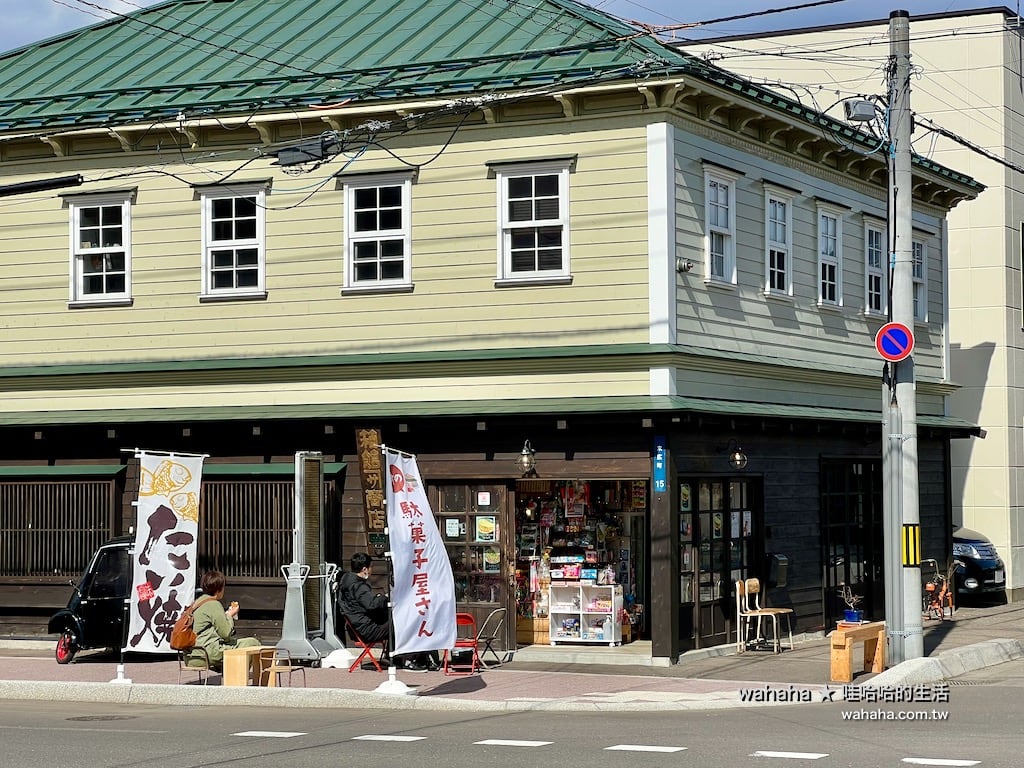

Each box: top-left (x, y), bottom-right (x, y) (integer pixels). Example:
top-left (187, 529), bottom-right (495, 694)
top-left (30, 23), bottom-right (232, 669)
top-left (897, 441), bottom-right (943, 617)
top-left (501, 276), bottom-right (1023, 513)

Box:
top-left (830, 620), bottom-right (886, 683)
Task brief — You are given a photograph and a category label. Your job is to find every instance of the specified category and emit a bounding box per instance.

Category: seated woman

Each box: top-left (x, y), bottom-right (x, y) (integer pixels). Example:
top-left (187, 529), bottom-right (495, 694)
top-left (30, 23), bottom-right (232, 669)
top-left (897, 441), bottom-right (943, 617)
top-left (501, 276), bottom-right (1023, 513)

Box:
top-left (186, 569), bottom-right (260, 671)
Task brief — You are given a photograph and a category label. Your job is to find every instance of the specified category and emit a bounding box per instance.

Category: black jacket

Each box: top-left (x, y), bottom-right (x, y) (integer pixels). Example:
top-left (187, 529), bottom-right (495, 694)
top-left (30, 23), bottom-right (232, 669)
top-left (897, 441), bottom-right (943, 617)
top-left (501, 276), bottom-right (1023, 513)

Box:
top-left (336, 570), bottom-right (388, 640)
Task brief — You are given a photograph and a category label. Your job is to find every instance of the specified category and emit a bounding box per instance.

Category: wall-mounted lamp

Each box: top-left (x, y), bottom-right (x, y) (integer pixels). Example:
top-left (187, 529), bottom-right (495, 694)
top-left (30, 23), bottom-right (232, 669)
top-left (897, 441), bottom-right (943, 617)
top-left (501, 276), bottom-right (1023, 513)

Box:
top-left (676, 257), bottom-right (694, 273)
top-left (516, 440), bottom-right (537, 476)
top-left (718, 438), bottom-right (748, 470)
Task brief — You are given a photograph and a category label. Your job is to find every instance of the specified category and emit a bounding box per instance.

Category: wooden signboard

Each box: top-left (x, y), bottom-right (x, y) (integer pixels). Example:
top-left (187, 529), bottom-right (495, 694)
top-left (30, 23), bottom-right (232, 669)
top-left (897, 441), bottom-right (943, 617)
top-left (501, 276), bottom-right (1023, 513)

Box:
top-left (355, 427), bottom-right (387, 555)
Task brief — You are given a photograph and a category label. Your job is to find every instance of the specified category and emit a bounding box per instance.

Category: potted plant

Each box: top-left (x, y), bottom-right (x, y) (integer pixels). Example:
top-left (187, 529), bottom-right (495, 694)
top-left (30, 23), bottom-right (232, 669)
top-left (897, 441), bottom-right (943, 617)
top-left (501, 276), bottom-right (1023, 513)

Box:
top-left (838, 586), bottom-right (864, 623)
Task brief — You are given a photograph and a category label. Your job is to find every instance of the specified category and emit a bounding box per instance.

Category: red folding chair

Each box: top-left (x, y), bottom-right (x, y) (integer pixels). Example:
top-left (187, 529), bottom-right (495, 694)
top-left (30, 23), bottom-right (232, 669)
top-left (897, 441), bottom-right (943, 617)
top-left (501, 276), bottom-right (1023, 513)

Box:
top-left (343, 614), bottom-right (387, 673)
top-left (443, 612), bottom-right (480, 675)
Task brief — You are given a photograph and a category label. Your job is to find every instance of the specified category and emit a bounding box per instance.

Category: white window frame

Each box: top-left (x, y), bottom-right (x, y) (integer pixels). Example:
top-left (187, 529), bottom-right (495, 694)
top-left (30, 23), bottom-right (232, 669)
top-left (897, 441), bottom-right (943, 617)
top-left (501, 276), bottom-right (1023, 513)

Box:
top-left (343, 171), bottom-right (414, 293)
top-left (912, 239), bottom-right (927, 322)
top-left (864, 220), bottom-right (887, 317)
top-left (704, 166), bottom-right (739, 286)
top-left (67, 192), bottom-right (133, 306)
top-left (200, 183), bottom-right (267, 299)
top-left (816, 203), bottom-right (844, 308)
top-left (764, 186), bottom-right (793, 298)
top-left (494, 159), bottom-right (572, 284)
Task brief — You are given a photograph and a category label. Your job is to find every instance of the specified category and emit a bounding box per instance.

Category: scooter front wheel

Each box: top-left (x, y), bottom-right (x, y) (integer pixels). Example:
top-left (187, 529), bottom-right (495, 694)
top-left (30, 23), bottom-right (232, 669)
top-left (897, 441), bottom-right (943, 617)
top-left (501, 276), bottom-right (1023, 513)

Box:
top-left (55, 630), bottom-right (79, 664)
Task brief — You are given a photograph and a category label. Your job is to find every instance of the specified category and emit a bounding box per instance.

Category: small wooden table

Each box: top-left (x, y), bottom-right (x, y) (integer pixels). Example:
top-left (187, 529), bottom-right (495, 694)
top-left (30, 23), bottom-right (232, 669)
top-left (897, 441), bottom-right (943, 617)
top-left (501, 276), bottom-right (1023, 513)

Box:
top-left (222, 645), bottom-right (275, 686)
top-left (830, 621), bottom-right (886, 683)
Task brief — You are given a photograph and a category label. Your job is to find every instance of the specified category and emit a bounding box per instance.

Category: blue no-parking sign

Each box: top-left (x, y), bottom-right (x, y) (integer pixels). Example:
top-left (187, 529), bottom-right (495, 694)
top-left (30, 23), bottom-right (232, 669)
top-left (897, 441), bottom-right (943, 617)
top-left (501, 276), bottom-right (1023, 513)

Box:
top-left (875, 321), bottom-right (915, 362)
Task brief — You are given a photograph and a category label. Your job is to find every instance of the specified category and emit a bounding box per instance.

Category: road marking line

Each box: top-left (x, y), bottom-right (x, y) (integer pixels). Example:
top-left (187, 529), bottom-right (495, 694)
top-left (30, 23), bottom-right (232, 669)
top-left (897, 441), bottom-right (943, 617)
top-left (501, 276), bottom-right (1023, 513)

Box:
top-left (353, 735), bottom-right (427, 742)
top-left (901, 760), bottom-right (980, 766)
top-left (751, 751), bottom-right (829, 760)
top-left (475, 739), bottom-right (552, 747)
top-left (605, 744), bottom-right (687, 753)
top-left (232, 731), bottom-right (305, 738)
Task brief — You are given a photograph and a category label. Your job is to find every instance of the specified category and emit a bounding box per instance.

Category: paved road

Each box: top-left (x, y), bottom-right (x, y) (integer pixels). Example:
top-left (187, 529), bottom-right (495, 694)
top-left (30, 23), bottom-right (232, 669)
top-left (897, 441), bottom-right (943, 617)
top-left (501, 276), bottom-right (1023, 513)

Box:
top-left (4, 664), bottom-right (1024, 768)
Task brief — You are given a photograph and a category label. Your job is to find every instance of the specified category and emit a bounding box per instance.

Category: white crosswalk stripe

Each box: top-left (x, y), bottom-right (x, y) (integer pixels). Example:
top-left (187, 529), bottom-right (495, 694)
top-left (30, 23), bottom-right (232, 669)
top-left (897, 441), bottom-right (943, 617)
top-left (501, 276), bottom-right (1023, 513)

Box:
top-left (606, 744), bottom-right (687, 753)
top-left (232, 731), bottom-right (305, 738)
top-left (475, 739), bottom-right (553, 747)
top-left (751, 750), bottom-right (829, 760)
top-left (353, 735), bottom-right (427, 742)
top-left (901, 760), bottom-right (980, 766)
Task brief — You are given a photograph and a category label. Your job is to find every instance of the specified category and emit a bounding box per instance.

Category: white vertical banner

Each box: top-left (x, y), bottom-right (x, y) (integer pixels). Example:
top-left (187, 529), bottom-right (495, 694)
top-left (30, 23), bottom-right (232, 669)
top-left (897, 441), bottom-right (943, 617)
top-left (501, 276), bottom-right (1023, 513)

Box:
top-left (125, 451), bottom-right (205, 654)
top-left (384, 448), bottom-right (456, 656)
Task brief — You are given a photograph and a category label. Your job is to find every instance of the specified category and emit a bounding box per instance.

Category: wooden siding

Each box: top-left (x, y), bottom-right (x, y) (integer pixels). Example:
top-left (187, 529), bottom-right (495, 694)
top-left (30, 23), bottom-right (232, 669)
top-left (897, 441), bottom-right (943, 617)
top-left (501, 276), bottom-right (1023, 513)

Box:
top-left (671, 117), bottom-right (948, 383)
top-left (0, 115), bottom-right (652, 367)
top-left (0, 371), bottom-right (650, 414)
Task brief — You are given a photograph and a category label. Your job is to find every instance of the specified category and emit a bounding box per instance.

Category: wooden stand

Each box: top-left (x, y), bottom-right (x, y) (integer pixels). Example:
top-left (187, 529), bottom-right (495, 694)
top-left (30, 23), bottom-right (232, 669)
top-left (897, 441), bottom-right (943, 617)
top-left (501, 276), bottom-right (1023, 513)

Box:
top-left (223, 645), bottom-right (275, 686)
top-left (516, 616), bottom-right (549, 645)
top-left (830, 621), bottom-right (886, 683)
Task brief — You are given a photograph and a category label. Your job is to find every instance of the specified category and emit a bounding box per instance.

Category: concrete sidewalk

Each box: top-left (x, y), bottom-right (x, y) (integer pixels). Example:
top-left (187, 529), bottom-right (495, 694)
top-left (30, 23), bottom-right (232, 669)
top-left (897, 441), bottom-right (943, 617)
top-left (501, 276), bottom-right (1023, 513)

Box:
top-left (0, 600), bottom-right (1020, 711)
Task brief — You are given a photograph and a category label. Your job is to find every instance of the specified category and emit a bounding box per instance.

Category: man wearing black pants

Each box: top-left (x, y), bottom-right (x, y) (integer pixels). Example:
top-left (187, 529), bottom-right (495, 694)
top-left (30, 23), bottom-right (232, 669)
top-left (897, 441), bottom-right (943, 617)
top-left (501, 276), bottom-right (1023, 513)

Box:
top-left (335, 552), bottom-right (439, 672)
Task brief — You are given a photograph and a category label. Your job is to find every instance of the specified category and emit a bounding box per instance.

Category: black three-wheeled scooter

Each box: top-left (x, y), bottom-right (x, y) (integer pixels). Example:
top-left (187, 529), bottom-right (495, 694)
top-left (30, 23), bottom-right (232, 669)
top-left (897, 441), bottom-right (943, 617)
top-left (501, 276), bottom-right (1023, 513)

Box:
top-left (47, 536), bottom-right (132, 664)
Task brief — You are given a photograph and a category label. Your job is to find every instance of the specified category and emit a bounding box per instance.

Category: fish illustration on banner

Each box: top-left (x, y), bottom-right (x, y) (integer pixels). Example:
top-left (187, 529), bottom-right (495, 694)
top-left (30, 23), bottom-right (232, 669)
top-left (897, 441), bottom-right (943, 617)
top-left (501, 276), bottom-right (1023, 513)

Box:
top-left (384, 449), bottom-right (455, 656)
top-left (125, 452), bottom-right (205, 653)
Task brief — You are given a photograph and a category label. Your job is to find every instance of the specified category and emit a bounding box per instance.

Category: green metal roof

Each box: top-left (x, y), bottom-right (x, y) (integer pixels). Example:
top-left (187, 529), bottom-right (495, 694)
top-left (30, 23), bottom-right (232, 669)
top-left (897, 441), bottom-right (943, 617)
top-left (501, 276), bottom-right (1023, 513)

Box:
top-left (0, 464), bottom-right (126, 476)
top-left (0, 0), bottom-right (982, 192)
top-left (204, 462), bottom-right (345, 476)
top-left (0, 395), bottom-right (979, 435)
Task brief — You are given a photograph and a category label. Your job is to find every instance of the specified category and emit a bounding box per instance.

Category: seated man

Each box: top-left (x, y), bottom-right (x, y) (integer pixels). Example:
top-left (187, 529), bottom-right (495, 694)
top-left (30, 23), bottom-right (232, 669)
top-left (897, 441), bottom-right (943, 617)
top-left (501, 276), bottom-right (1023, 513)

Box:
top-left (336, 552), bottom-right (439, 672)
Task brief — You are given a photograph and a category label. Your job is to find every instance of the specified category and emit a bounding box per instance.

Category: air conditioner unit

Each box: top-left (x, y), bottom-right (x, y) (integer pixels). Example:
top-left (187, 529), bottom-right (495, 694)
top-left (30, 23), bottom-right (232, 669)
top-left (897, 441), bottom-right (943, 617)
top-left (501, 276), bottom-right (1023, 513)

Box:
top-left (844, 99), bottom-right (876, 122)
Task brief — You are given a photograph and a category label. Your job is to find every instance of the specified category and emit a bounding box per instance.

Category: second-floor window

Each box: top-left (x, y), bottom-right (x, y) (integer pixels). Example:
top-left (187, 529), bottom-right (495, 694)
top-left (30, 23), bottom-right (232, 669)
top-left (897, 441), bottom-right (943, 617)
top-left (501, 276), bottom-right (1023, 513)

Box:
top-left (68, 193), bottom-right (133, 304)
top-left (705, 168), bottom-right (737, 284)
top-left (200, 183), bottom-right (266, 298)
top-left (865, 223), bottom-right (886, 315)
top-left (912, 240), bottom-right (927, 322)
top-left (764, 187), bottom-right (793, 296)
top-left (344, 172), bottom-right (413, 290)
top-left (495, 160), bottom-right (571, 282)
top-left (817, 204), bottom-right (843, 307)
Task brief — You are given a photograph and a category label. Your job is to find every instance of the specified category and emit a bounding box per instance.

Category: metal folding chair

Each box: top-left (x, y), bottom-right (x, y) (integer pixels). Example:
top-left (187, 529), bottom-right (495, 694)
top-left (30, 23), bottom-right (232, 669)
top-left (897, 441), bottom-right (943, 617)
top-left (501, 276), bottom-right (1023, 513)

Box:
top-left (476, 607), bottom-right (507, 668)
top-left (342, 614), bottom-right (387, 672)
top-left (177, 646), bottom-right (212, 685)
top-left (443, 612), bottom-right (480, 675)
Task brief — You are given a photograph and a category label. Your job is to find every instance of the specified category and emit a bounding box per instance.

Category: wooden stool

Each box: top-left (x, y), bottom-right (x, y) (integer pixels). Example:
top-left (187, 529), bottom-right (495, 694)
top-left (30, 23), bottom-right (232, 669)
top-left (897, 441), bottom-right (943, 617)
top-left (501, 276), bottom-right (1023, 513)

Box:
top-left (830, 621), bottom-right (886, 683)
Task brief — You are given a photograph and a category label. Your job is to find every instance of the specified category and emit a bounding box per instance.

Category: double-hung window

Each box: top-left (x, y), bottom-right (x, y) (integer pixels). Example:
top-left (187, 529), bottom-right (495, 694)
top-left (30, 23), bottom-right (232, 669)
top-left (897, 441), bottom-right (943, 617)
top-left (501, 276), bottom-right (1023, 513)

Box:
top-left (912, 240), bottom-right (927, 322)
top-left (764, 186), bottom-right (793, 297)
top-left (67, 192), bottom-right (133, 305)
top-left (343, 172), bottom-right (413, 292)
top-left (199, 182), bottom-right (267, 299)
top-left (817, 203), bottom-right (843, 307)
top-left (704, 166), bottom-right (738, 285)
top-left (494, 159), bottom-right (572, 284)
top-left (864, 221), bottom-right (887, 316)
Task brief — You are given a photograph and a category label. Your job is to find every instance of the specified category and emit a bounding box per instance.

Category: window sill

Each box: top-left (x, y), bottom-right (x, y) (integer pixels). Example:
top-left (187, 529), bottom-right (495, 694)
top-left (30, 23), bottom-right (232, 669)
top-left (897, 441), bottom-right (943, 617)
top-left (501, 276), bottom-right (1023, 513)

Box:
top-left (341, 283), bottom-right (415, 296)
top-left (704, 278), bottom-right (736, 292)
top-left (68, 298), bottom-right (134, 309)
top-left (863, 309), bottom-right (888, 319)
top-left (494, 275), bottom-right (573, 288)
top-left (816, 302), bottom-right (844, 314)
top-left (199, 291), bottom-right (268, 303)
top-left (763, 290), bottom-right (794, 304)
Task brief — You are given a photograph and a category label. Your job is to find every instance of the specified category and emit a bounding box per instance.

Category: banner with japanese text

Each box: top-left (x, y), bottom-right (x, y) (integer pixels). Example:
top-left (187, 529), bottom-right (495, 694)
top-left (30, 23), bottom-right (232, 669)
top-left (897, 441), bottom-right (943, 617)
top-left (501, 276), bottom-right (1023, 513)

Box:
top-left (125, 451), bottom-right (205, 653)
top-left (384, 449), bottom-right (455, 656)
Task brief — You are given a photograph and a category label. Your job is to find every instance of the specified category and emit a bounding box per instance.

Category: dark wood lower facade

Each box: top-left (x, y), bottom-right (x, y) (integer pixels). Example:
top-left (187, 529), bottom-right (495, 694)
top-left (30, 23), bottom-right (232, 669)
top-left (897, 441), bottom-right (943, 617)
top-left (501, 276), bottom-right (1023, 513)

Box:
top-left (0, 408), bottom-right (958, 662)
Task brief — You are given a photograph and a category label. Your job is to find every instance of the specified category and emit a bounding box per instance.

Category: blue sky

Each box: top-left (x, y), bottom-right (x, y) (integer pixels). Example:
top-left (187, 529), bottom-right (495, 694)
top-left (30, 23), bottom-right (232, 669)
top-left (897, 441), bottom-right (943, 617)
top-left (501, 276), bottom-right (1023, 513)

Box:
top-left (0, 0), bottom-right (1008, 53)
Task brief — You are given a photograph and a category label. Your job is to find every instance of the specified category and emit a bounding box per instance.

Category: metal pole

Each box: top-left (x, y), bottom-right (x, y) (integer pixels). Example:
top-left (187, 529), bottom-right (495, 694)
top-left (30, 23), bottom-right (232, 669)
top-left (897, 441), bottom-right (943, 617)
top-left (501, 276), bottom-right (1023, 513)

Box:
top-left (886, 9), bottom-right (923, 663)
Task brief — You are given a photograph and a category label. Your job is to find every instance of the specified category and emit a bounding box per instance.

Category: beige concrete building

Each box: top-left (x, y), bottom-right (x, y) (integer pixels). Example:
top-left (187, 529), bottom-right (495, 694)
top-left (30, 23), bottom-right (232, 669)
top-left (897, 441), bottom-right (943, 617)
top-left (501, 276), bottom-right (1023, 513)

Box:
top-left (685, 7), bottom-right (1024, 599)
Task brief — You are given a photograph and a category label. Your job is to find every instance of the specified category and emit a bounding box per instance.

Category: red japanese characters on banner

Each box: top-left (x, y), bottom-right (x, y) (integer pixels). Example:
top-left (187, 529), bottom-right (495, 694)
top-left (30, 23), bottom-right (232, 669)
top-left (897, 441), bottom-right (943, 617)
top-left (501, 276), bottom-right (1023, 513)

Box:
top-left (384, 449), bottom-right (455, 656)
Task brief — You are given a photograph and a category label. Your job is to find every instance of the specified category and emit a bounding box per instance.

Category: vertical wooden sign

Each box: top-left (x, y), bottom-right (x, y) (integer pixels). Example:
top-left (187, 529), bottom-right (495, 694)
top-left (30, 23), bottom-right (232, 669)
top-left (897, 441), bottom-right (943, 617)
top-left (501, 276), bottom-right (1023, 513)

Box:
top-left (355, 427), bottom-right (387, 555)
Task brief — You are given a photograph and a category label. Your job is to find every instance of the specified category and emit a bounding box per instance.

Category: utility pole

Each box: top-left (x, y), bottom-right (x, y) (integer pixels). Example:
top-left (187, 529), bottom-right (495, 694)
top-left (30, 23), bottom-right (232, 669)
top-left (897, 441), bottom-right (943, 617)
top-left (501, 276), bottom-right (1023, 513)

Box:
top-left (884, 9), bottom-right (923, 665)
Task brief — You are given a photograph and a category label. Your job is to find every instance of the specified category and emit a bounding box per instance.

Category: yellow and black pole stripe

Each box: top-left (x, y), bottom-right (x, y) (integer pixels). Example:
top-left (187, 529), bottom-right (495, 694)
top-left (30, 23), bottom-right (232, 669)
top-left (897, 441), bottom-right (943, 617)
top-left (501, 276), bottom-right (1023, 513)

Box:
top-left (901, 524), bottom-right (921, 567)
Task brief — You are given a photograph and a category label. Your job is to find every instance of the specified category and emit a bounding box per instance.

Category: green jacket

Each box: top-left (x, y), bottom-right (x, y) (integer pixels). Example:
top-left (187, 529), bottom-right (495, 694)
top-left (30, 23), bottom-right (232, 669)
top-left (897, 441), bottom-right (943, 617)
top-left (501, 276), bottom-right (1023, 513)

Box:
top-left (186, 597), bottom-right (236, 669)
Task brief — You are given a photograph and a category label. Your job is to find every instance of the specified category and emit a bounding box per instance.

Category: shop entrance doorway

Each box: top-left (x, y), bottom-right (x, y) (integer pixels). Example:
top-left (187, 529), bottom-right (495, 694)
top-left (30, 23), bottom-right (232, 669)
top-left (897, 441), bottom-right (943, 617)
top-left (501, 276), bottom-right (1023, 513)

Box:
top-left (820, 459), bottom-right (883, 624)
top-left (429, 483), bottom-right (516, 655)
top-left (513, 479), bottom-right (649, 647)
top-left (678, 477), bottom-right (763, 649)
